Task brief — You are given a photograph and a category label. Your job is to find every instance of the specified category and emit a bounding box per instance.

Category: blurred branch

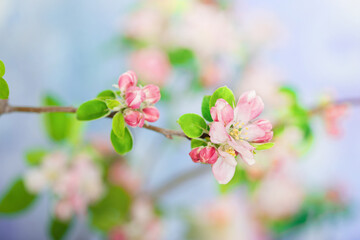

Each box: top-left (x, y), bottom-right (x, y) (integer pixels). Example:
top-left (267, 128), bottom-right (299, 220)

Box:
top-left (149, 166), bottom-right (210, 201)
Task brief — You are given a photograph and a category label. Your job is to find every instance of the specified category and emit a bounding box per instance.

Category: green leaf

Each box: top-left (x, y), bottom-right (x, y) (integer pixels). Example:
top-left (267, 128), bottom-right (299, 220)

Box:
top-left (106, 99), bottom-right (121, 110)
top-left (209, 86), bottom-right (235, 109)
top-left (49, 217), bottom-right (72, 240)
top-left (25, 149), bottom-right (47, 166)
top-left (43, 95), bottom-right (71, 142)
top-left (112, 112), bottom-right (125, 138)
top-left (168, 48), bottom-right (195, 65)
top-left (0, 178), bottom-right (37, 214)
top-left (0, 77), bottom-right (9, 99)
top-left (97, 90), bottom-right (116, 100)
top-left (191, 139), bottom-right (207, 148)
top-left (254, 142), bottom-right (275, 150)
top-left (76, 100), bottom-right (110, 121)
top-left (90, 185), bottom-right (131, 232)
top-left (110, 127), bottom-right (133, 155)
top-left (0, 60), bottom-right (5, 77)
top-left (201, 95), bottom-right (213, 122)
top-left (178, 113), bottom-right (207, 138)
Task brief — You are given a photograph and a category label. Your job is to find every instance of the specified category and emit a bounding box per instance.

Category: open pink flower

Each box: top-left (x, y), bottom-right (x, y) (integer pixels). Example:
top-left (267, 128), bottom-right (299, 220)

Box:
top-left (124, 109), bottom-right (145, 128)
top-left (209, 91), bottom-right (272, 184)
top-left (118, 71), bottom-right (138, 92)
top-left (125, 86), bottom-right (146, 109)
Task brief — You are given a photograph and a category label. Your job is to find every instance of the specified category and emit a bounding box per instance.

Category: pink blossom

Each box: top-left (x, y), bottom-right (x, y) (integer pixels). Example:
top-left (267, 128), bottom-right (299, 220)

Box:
top-left (143, 84), bottom-right (161, 104)
top-left (130, 48), bottom-right (171, 86)
top-left (55, 200), bottom-right (74, 221)
top-left (210, 99), bottom-right (234, 125)
top-left (125, 86), bottom-right (145, 109)
top-left (199, 147), bottom-right (218, 164)
top-left (143, 107), bottom-right (160, 122)
top-left (209, 91), bottom-right (272, 184)
top-left (324, 104), bottom-right (348, 137)
top-left (251, 119), bottom-right (273, 143)
top-left (124, 109), bottom-right (145, 128)
top-left (189, 147), bottom-right (201, 163)
top-left (118, 71), bottom-right (137, 92)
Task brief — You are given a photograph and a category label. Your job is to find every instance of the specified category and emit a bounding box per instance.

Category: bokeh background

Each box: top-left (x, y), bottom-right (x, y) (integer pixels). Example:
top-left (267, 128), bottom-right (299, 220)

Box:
top-left (0, 0), bottom-right (360, 239)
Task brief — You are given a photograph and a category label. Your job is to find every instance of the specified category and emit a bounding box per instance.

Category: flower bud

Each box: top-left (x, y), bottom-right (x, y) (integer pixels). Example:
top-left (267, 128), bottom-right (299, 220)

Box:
top-left (199, 147), bottom-right (218, 164)
top-left (125, 86), bottom-right (145, 109)
top-left (118, 70), bottom-right (138, 92)
top-left (252, 119), bottom-right (273, 143)
top-left (124, 109), bottom-right (145, 128)
top-left (210, 99), bottom-right (234, 125)
top-left (189, 147), bottom-right (202, 163)
top-left (143, 106), bottom-right (160, 122)
top-left (143, 84), bottom-right (161, 104)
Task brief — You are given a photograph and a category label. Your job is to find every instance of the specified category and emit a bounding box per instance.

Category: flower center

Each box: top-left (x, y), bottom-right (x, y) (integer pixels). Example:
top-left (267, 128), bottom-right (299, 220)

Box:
top-left (229, 122), bottom-right (249, 141)
top-left (224, 145), bottom-right (236, 157)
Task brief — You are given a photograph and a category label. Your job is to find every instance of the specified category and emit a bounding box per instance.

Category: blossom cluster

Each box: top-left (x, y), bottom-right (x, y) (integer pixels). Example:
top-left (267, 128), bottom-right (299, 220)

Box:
top-left (115, 71), bottom-right (161, 128)
top-left (24, 152), bottom-right (104, 221)
top-left (189, 91), bottom-right (273, 184)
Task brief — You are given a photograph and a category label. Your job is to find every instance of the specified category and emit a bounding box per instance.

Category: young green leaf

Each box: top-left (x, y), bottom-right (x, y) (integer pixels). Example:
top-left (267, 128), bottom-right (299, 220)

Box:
top-left (106, 99), bottom-right (121, 110)
top-left (90, 185), bottom-right (131, 232)
top-left (25, 149), bottom-right (47, 166)
top-left (0, 60), bottom-right (5, 77)
top-left (97, 90), bottom-right (116, 100)
top-left (254, 142), bottom-right (275, 150)
top-left (49, 217), bottom-right (72, 240)
top-left (209, 86), bottom-right (235, 109)
top-left (191, 139), bottom-right (207, 148)
top-left (112, 112), bottom-right (125, 138)
top-left (76, 100), bottom-right (110, 121)
top-left (43, 95), bottom-right (71, 142)
top-left (178, 113), bottom-right (207, 138)
top-left (201, 95), bottom-right (213, 122)
top-left (0, 78), bottom-right (9, 99)
top-left (110, 127), bottom-right (133, 155)
top-left (0, 178), bottom-right (37, 214)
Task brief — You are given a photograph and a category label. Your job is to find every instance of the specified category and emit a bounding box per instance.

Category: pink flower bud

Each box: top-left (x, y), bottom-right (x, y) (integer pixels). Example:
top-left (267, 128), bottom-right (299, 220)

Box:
top-left (189, 147), bottom-right (202, 163)
top-left (118, 70), bottom-right (138, 92)
top-left (210, 99), bottom-right (234, 125)
top-left (252, 119), bottom-right (273, 143)
top-left (125, 86), bottom-right (145, 109)
top-left (199, 147), bottom-right (218, 164)
top-left (143, 106), bottom-right (160, 122)
top-left (143, 84), bottom-right (161, 104)
top-left (124, 110), bottom-right (145, 128)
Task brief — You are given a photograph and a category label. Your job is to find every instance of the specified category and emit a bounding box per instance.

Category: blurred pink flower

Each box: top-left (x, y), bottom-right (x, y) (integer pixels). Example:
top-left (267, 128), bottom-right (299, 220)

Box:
top-left (254, 174), bottom-right (304, 220)
top-left (323, 104), bottom-right (348, 137)
top-left (108, 161), bottom-right (142, 195)
top-left (130, 48), bottom-right (171, 86)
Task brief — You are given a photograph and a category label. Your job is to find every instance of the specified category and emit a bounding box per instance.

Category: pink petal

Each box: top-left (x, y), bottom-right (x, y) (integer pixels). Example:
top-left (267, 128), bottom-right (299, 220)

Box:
top-left (212, 157), bottom-right (237, 184)
top-left (210, 99), bottom-right (234, 125)
top-left (118, 71), bottom-right (138, 92)
top-left (209, 122), bottom-right (230, 144)
top-left (234, 90), bottom-right (264, 124)
top-left (143, 84), bottom-right (161, 104)
top-left (143, 107), bottom-right (160, 122)
top-left (228, 139), bottom-right (255, 165)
